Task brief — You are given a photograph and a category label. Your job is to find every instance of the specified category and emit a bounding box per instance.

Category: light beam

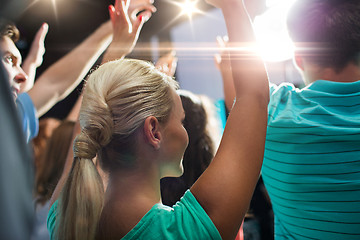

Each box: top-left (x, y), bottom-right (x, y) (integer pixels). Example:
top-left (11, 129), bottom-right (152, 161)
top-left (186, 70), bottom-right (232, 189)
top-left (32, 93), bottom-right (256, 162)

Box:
top-left (253, 0), bottom-right (298, 62)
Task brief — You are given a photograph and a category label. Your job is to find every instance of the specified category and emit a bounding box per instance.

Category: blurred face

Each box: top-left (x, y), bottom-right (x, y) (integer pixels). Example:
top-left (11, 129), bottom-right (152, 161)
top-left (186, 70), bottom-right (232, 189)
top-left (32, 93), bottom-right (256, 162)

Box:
top-left (159, 90), bottom-right (189, 177)
top-left (0, 36), bottom-right (27, 100)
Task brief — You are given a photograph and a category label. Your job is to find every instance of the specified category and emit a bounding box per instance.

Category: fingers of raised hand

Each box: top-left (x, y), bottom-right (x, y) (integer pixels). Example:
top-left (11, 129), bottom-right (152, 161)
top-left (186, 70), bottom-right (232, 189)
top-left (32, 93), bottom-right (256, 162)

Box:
top-left (109, 0), bottom-right (133, 33)
top-left (155, 51), bottom-right (178, 77)
top-left (29, 23), bottom-right (48, 66)
top-left (215, 35), bottom-right (231, 70)
top-left (36, 23), bottom-right (48, 42)
top-left (128, 0), bottom-right (156, 22)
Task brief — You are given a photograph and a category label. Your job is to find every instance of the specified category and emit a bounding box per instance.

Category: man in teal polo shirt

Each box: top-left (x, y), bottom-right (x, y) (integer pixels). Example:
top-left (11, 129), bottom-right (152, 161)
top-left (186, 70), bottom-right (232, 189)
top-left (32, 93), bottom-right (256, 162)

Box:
top-left (215, 0), bottom-right (360, 238)
top-left (261, 0), bottom-right (360, 239)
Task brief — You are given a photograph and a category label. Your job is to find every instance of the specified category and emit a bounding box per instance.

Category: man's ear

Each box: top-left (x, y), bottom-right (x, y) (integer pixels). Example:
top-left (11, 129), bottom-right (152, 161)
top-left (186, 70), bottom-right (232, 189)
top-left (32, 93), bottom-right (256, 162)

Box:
top-left (143, 116), bottom-right (161, 150)
top-left (294, 52), bottom-right (305, 71)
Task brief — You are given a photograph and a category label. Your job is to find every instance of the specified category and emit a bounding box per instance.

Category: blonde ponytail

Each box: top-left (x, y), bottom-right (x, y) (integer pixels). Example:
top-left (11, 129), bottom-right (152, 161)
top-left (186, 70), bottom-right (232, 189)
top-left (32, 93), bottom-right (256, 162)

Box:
top-left (55, 132), bottom-right (105, 240)
top-left (54, 58), bottom-right (179, 239)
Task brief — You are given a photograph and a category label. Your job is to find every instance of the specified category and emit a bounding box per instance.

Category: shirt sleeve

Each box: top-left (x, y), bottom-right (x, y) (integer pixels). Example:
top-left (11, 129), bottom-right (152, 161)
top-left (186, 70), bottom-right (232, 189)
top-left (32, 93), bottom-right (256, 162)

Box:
top-left (268, 82), bottom-right (297, 122)
top-left (16, 93), bottom-right (39, 142)
top-left (171, 190), bottom-right (222, 239)
top-left (47, 201), bottom-right (58, 240)
top-left (123, 190), bottom-right (222, 240)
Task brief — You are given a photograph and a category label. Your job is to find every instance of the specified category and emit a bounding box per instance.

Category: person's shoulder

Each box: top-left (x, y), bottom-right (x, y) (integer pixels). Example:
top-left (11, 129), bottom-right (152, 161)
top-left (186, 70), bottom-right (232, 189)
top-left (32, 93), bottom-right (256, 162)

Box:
top-left (136, 190), bottom-right (221, 240)
top-left (46, 200), bottom-right (58, 240)
top-left (16, 92), bottom-right (37, 115)
top-left (16, 92), bottom-right (39, 142)
top-left (16, 92), bottom-right (34, 106)
top-left (270, 82), bottom-right (298, 95)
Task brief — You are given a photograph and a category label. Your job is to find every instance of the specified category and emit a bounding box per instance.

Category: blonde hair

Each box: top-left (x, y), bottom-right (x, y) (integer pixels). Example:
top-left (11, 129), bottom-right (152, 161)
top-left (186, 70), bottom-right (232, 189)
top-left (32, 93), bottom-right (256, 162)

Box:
top-left (55, 59), bottom-right (179, 240)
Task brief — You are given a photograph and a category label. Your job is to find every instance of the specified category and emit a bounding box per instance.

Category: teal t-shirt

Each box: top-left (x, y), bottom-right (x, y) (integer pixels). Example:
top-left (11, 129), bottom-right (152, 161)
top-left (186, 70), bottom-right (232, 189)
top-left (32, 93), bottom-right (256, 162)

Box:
top-left (47, 190), bottom-right (221, 240)
top-left (262, 80), bottom-right (360, 239)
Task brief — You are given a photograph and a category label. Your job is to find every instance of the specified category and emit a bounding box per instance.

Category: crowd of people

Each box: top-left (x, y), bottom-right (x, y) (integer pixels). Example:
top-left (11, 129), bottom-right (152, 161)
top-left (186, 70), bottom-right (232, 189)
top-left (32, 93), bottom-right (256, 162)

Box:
top-left (0, 0), bottom-right (359, 239)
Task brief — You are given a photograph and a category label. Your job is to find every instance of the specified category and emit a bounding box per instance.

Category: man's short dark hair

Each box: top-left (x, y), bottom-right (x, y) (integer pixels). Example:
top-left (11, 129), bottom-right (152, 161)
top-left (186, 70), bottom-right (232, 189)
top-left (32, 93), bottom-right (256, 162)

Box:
top-left (0, 19), bottom-right (20, 42)
top-left (287, 0), bottom-right (360, 72)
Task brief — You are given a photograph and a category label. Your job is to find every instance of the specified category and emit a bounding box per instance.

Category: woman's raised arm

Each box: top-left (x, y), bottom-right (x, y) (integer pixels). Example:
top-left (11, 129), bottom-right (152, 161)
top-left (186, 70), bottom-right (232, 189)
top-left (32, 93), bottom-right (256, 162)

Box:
top-left (191, 0), bottom-right (269, 239)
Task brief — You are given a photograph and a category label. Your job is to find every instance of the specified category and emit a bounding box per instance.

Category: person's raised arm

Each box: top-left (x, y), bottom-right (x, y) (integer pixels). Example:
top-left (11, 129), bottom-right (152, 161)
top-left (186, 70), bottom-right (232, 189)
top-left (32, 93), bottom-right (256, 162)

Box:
top-left (66, 0), bottom-right (156, 122)
top-left (214, 0), bottom-right (267, 112)
top-left (191, 0), bottom-right (269, 239)
top-left (27, 19), bottom-right (112, 117)
top-left (20, 23), bottom-right (48, 93)
top-left (214, 35), bottom-right (236, 111)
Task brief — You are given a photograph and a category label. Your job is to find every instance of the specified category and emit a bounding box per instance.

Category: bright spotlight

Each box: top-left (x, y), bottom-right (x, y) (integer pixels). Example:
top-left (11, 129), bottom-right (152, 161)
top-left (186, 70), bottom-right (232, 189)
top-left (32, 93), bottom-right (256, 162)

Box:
top-left (180, 0), bottom-right (200, 18)
top-left (166, 0), bottom-right (201, 19)
top-left (253, 0), bottom-right (297, 62)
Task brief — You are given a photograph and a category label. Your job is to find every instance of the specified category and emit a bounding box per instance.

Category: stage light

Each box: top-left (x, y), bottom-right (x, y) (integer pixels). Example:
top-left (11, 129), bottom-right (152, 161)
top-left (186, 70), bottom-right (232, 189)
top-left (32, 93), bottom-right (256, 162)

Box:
top-left (179, 0), bottom-right (200, 18)
top-left (166, 0), bottom-right (202, 19)
top-left (160, 0), bottom-right (206, 34)
top-left (253, 0), bottom-right (297, 62)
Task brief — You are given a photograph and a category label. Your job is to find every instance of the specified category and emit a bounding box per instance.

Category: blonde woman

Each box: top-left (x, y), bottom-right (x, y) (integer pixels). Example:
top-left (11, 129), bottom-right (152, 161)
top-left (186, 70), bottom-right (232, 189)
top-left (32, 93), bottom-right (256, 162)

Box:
top-left (48, 0), bottom-right (269, 239)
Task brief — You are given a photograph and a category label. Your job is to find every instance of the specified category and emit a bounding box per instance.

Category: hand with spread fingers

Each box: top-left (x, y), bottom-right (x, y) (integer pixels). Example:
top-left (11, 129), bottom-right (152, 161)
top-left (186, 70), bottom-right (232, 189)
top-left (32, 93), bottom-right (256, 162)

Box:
top-left (103, 0), bottom-right (156, 62)
top-left (155, 51), bottom-right (178, 77)
top-left (128, 0), bottom-right (157, 23)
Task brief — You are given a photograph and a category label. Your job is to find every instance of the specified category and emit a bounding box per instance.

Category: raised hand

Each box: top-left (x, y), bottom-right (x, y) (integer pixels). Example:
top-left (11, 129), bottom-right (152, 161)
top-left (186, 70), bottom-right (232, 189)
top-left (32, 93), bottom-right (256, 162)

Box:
top-left (191, 1), bottom-right (268, 239)
top-left (108, 0), bottom-right (141, 55)
top-left (128, 0), bottom-right (157, 22)
top-left (21, 23), bottom-right (48, 92)
top-left (214, 35), bottom-right (230, 72)
top-left (155, 51), bottom-right (178, 77)
top-left (102, 0), bottom-right (156, 62)
top-left (214, 35), bottom-right (236, 110)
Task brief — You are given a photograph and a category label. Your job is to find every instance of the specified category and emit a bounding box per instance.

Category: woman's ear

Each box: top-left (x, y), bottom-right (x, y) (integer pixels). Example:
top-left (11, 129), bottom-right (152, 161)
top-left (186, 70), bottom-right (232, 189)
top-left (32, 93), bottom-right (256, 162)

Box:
top-left (143, 116), bottom-right (162, 150)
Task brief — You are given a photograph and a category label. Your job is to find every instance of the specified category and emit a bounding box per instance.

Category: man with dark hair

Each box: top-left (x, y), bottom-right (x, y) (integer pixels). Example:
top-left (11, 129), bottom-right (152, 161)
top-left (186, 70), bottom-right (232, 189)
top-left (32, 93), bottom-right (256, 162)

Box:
top-left (0, 20), bottom-right (20, 42)
top-left (0, 51), bottom-right (34, 240)
top-left (0, 17), bottom-right (118, 142)
top-left (286, 0), bottom-right (360, 75)
top-left (0, 19), bottom-right (36, 141)
top-left (260, 0), bottom-right (360, 239)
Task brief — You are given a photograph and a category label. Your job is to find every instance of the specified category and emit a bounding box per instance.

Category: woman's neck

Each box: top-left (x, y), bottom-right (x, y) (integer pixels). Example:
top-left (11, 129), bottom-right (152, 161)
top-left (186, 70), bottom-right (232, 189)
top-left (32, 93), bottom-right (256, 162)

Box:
top-left (97, 164), bottom-right (162, 240)
top-left (305, 62), bottom-right (360, 84)
top-left (107, 166), bottom-right (162, 205)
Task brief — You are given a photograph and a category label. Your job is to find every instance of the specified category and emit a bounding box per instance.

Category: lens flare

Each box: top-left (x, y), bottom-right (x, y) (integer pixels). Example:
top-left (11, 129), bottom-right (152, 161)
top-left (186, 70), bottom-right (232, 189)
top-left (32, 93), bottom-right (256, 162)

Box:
top-left (253, 0), bottom-right (298, 62)
top-left (179, 0), bottom-right (200, 18)
top-left (166, 0), bottom-right (203, 19)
